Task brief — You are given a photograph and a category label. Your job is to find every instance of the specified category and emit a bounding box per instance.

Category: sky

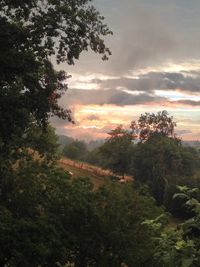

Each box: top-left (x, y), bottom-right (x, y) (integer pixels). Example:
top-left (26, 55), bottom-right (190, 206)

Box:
top-left (51, 0), bottom-right (200, 141)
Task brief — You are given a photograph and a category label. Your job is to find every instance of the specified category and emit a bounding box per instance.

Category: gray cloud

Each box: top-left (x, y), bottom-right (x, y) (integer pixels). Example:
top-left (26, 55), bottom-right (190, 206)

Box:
top-left (62, 88), bottom-right (166, 106)
top-left (50, 116), bottom-right (71, 128)
top-left (51, 0), bottom-right (200, 141)
top-left (59, 85), bottom-right (200, 108)
top-left (94, 71), bottom-right (200, 94)
top-left (174, 99), bottom-right (200, 106)
top-left (106, 0), bottom-right (178, 74)
top-left (176, 130), bottom-right (192, 135)
top-left (57, 69), bottom-right (200, 110)
top-left (84, 114), bottom-right (101, 121)
top-left (62, 0), bottom-right (200, 76)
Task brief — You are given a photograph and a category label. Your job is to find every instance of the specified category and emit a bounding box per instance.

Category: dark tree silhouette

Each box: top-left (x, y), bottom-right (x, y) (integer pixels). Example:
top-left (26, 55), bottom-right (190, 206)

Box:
top-left (0, 0), bottom-right (112, 156)
top-left (131, 110), bottom-right (177, 142)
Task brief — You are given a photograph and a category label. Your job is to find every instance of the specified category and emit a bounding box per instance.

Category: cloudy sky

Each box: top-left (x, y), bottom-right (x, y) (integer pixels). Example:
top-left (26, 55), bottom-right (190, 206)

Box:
top-left (52, 0), bottom-right (200, 141)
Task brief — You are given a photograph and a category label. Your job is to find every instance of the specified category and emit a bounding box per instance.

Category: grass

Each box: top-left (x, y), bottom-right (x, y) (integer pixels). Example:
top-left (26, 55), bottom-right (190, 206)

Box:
top-left (58, 159), bottom-right (109, 189)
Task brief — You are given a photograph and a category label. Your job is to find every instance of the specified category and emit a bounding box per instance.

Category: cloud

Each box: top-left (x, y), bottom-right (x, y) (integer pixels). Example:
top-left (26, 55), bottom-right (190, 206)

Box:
top-left (106, 0), bottom-right (178, 74)
top-left (51, 1), bottom-right (200, 141)
top-left (61, 0), bottom-right (200, 76)
top-left (59, 82), bottom-right (200, 109)
top-left (172, 99), bottom-right (200, 106)
top-left (84, 114), bottom-right (101, 121)
top-left (54, 123), bottom-right (117, 141)
top-left (176, 129), bottom-right (192, 135)
top-left (61, 88), bottom-right (166, 107)
top-left (50, 116), bottom-right (71, 128)
top-left (99, 71), bottom-right (200, 94)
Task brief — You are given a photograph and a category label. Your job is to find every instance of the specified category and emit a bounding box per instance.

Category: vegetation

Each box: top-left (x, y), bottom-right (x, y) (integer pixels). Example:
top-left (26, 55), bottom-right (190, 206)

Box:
top-left (0, 0), bottom-right (112, 162)
top-left (63, 140), bottom-right (88, 160)
top-left (84, 111), bottom-right (200, 207)
top-left (1, 0), bottom-right (200, 266)
top-left (98, 126), bottom-right (134, 177)
top-left (131, 110), bottom-right (177, 142)
top-left (144, 186), bottom-right (200, 267)
top-left (0, 159), bottom-right (163, 266)
top-left (132, 134), bottom-right (199, 205)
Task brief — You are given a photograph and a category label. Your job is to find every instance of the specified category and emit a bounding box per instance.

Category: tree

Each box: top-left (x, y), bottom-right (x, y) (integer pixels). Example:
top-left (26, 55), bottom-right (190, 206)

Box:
top-left (63, 140), bottom-right (88, 160)
top-left (129, 111), bottom-right (200, 205)
top-left (0, 0), bottom-right (112, 157)
top-left (92, 182), bottom-right (163, 267)
top-left (0, 160), bottom-right (71, 267)
top-left (132, 134), bottom-right (198, 205)
top-left (0, 158), bottom-right (163, 267)
top-left (23, 124), bottom-right (60, 162)
top-left (131, 110), bottom-right (177, 142)
top-left (99, 126), bottom-right (135, 177)
top-left (145, 187), bottom-right (200, 267)
top-left (145, 215), bottom-right (198, 267)
top-left (59, 180), bottom-right (163, 267)
top-left (57, 135), bottom-right (74, 151)
top-left (83, 147), bottom-right (103, 166)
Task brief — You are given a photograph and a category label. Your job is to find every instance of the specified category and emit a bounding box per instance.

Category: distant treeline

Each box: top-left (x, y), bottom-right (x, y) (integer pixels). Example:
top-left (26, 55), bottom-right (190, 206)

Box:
top-left (58, 135), bottom-right (104, 152)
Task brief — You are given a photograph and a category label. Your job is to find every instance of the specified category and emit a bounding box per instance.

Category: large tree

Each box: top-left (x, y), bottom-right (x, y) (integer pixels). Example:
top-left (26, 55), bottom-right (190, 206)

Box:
top-left (132, 134), bottom-right (199, 205)
top-left (0, 0), bottom-right (112, 156)
top-left (130, 111), bottom-right (200, 205)
top-left (131, 110), bottom-right (177, 142)
top-left (99, 126), bottom-right (135, 177)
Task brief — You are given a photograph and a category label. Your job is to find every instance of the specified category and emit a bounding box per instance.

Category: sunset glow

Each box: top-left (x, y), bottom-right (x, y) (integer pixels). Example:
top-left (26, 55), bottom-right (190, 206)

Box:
top-left (52, 0), bottom-right (200, 141)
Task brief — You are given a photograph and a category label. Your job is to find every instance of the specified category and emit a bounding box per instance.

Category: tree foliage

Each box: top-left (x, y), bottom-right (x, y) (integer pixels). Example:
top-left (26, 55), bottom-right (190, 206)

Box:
top-left (0, 0), bottom-right (112, 156)
top-left (131, 110), bottom-right (177, 142)
top-left (63, 140), bottom-right (88, 160)
top-left (0, 159), bottom-right (162, 267)
top-left (132, 134), bottom-right (199, 204)
top-left (99, 126), bottom-right (135, 176)
top-left (146, 187), bottom-right (200, 267)
top-left (24, 124), bottom-right (60, 161)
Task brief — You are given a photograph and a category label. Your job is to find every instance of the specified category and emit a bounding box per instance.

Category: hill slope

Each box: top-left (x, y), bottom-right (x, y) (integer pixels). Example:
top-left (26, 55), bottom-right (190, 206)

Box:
top-left (58, 158), bottom-right (133, 189)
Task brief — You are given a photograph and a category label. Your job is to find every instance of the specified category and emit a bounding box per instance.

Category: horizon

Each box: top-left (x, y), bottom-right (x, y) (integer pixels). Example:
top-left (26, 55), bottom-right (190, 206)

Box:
top-left (57, 131), bottom-right (200, 144)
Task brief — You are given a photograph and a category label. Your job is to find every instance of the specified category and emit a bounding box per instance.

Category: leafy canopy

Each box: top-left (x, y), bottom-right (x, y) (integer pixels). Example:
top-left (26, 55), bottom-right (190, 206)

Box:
top-left (0, 159), bottom-right (163, 267)
top-left (63, 140), bottom-right (88, 160)
top-left (131, 110), bottom-right (177, 142)
top-left (99, 126), bottom-right (135, 176)
top-left (0, 0), bottom-right (112, 155)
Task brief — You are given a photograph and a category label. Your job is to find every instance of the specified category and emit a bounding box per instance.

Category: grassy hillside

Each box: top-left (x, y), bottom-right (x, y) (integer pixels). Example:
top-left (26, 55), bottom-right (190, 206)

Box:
top-left (58, 157), bottom-right (133, 189)
top-left (58, 158), bottom-right (110, 189)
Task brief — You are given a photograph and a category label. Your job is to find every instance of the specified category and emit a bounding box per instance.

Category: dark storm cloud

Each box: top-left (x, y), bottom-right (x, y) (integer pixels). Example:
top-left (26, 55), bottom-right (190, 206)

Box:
top-left (94, 71), bottom-right (200, 94)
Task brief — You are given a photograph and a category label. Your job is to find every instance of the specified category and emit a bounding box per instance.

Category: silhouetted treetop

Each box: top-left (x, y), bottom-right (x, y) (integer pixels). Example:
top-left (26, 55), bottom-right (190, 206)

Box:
top-left (131, 110), bottom-right (177, 142)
